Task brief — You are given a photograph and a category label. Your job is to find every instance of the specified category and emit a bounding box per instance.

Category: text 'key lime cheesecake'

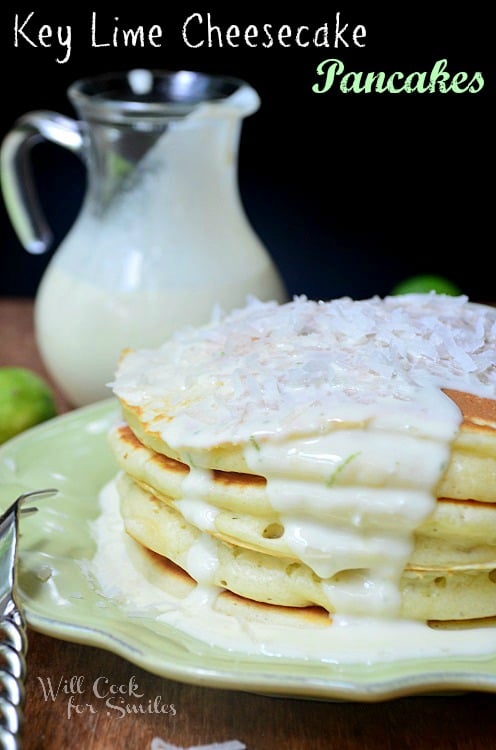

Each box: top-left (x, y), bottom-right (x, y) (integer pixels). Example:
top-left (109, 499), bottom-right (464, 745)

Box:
top-left (107, 293), bottom-right (496, 627)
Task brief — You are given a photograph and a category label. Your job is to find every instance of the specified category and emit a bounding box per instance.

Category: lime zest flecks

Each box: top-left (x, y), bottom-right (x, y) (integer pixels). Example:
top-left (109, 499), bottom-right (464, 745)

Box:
top-left (326, 452), bottom-right (361, 488)
top-left (249, 435), bottom-right (261, 452)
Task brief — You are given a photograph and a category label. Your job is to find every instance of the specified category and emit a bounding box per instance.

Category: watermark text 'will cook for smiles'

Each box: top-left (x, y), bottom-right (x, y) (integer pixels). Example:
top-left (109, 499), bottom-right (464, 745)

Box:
top-left (37, 675), bottom-right (177, 720)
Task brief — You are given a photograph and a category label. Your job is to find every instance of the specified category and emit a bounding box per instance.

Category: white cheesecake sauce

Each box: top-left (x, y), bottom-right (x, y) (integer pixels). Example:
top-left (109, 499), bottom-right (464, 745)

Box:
top-left (242, 426), bottom-right (450, 615)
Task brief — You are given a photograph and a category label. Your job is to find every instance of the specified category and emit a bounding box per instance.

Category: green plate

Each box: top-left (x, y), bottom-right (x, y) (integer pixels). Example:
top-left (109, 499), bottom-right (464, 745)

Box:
top-left (1, 399), bottom-right (496, 702)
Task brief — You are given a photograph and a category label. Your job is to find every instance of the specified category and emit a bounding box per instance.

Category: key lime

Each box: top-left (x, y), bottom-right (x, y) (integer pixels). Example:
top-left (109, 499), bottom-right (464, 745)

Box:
top-left (391, 274), bottom-right (461, 296)
top-left (0, 367), bottom-right (57, 444)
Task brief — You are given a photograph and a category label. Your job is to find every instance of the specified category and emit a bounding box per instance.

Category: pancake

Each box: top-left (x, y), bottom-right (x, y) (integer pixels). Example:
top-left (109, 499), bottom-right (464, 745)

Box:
top-left (109, 423), bottom-right (496, 568)
top-left (116, 388), bottom-right (496, 504)
top-left (108, 294), bottom-right (496, 625)
top-left (126, 535), bottom-right (496, 630)
top-left (116, 472), bottom-right (496, 622)
top-left (108, 422), bottom-right (269, 517)
top-left (124, 534), bottom-right (332, 629)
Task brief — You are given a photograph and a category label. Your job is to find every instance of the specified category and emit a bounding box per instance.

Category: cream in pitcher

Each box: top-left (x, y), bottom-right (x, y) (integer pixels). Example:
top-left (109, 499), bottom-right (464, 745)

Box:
top-left (1, 69), bottom-right (287, 406)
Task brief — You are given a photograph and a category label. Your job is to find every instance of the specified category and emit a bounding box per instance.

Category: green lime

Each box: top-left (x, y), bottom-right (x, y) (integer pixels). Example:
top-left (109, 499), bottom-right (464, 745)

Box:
top-left (391, 274), bottom-right (462, 296)
top-left (0, 367), bottom-right (57, 444)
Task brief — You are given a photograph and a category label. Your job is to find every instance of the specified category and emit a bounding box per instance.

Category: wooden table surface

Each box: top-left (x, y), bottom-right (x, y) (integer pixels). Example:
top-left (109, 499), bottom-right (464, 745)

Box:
top-left (1, 297), bottom-right (496, 750)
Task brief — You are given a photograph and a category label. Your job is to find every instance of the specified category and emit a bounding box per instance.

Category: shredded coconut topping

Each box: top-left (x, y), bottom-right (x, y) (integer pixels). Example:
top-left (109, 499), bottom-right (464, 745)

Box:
top-left (110, 294), bottom-right (496, 446)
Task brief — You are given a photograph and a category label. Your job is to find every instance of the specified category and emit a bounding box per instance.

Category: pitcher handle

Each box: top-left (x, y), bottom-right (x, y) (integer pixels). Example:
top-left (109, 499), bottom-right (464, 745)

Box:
top-left (0, 111), bottom-right (84, 255)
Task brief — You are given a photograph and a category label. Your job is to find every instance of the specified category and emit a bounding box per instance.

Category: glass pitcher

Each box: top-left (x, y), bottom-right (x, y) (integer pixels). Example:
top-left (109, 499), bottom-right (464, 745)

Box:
top-left (1, 69), bottom-right (287, 407)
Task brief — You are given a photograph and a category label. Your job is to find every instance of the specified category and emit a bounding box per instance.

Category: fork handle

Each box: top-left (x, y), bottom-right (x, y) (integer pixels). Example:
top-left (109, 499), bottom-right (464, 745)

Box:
top-left (0, 608), bottom-right (27, 750)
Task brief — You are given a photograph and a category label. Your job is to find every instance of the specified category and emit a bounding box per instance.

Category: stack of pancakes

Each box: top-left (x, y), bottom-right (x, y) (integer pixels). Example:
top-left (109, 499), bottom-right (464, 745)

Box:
top-left (108, 294), bottom-right (496, 626)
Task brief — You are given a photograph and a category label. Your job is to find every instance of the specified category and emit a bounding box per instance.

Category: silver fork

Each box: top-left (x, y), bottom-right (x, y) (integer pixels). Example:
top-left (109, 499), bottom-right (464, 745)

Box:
top-left (0, 489), bottom-right (58, 750)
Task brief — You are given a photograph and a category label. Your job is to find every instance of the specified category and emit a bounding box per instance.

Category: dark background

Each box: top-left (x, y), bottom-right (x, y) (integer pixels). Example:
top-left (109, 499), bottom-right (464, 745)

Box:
top-left (0, 4), bottom-right (493, 302)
